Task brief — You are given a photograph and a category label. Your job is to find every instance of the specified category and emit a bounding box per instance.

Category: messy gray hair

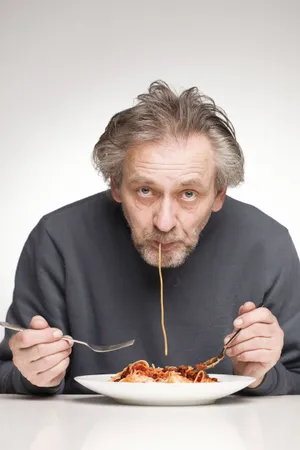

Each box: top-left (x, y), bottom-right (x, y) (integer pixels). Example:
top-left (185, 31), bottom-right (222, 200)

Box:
top-left (93, 81), bottom-right (244, 190)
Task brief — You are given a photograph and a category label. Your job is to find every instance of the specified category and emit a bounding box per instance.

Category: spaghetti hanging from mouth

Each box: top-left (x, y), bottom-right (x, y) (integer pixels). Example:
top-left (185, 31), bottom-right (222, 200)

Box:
top-left (158, 243), bottom-right (168, 356)
top-left (111, 244), bottom-right (219, 384)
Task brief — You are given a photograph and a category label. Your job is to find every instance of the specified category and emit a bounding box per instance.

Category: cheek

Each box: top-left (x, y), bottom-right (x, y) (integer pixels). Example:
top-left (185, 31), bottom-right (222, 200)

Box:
top-left (178, 203), bottom-right (211, 229)
top-left (125, 199), bottom-right (153, 228)
top-left (124, 191), bottom-right (152, 211)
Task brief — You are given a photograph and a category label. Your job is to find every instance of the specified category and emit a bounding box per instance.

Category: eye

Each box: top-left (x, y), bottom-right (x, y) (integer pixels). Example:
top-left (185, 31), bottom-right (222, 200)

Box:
top-left (138, 187), bottom-right (152, 196)
top-left (182, 190), bottom-right (197, 201)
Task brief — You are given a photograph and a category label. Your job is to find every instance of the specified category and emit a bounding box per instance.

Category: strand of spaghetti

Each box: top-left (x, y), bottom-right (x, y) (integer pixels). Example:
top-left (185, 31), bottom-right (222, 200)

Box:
top-left (158, 243), bottom-right (168, 356)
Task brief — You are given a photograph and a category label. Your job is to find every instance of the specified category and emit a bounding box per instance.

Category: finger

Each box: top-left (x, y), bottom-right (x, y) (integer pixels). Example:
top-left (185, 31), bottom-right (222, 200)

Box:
top-left (48, 371), bottom-right (67, 388)
top-left (30, 316), bottom-right (49, 330)
top-left (233, 307), bottom-right (276, 329)
top-left (228, 302), bottom-right (258, 339)
top-left (225, 323), bottom-right (273, 347)
top-left (36, 357), bottom-right (70, 387)
top-left (224, 303), bottom-right (267, 345)
top-left (226, 337), bottom-right (273, 357)
top-left (235, 349), bottom-right (274, 363)
top-left (62, 335), bottom-right (74, 347)
top-left (25, 338), bottom-right (72, 362)
top-left (31, 348), bottom-right (72, 373)
top-left (14, 327), bottom-right (64, 349)
top-left (238, 301), bottom-right (256, 316)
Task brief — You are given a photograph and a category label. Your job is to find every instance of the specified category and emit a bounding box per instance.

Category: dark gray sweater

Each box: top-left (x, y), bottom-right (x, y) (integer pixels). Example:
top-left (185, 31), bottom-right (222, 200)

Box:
top-left (1, 192), bottom-right (300, 395)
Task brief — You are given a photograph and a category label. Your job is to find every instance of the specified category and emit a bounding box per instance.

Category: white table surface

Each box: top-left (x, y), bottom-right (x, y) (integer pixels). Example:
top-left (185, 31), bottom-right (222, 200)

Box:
top-left (1, 394), bottom-right (300, 450)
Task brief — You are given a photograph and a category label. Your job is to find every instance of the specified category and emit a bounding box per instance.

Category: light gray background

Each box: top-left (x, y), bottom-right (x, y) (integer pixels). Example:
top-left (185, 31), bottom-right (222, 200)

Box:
top-left (1, 0), bottom-right (299, 337)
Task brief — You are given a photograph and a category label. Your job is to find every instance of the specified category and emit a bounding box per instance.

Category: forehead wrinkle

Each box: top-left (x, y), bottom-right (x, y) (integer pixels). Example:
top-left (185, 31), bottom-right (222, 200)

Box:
top-left (132, 152), bottom-right (213, 172)
top-left (135, 161), bottom-right (189, 167)
top-left (127, 158), bottom-right (213, 181)
top-left (128, 169), bottom-right (207, 183)
top-left (133, 160), bottom-right (209, 171)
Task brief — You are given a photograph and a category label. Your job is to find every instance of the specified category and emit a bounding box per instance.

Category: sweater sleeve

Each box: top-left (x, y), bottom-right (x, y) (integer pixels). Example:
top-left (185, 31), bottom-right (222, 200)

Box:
top-left (241, 230), bottom-right (300, 396)
top-left (0, 218), bottom-right (69, 394)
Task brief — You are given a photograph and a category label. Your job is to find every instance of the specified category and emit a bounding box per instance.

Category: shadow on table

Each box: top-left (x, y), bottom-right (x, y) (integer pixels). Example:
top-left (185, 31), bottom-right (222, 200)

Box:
top-left (70, 394), bottom-right (252, 407)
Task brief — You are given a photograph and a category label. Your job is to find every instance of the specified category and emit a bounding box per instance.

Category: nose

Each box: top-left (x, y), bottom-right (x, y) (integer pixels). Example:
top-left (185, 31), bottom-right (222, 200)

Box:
top-left (153, 197), bottom-right (176, 233)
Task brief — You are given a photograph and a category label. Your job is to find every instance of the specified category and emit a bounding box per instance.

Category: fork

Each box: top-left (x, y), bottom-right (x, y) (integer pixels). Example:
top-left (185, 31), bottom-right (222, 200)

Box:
top-left (196, 301), bottom-right (265, 370)
top-left (0, 321), bottom-right (135, 353)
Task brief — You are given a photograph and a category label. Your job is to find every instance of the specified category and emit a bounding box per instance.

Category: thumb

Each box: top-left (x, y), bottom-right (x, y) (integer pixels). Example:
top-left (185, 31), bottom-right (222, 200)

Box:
top-left (30, 315), bottom-right (49, 330)
top-left (238, 301), bottom-right (256, 316)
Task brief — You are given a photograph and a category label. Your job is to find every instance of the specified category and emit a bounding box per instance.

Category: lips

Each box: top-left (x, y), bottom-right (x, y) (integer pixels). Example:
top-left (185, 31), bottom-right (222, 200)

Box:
top-left (153, 241), bottom-right (176, 250)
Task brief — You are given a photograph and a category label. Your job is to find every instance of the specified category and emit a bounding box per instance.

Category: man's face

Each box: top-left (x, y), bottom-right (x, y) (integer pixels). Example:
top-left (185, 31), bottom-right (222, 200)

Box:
top-left (112, 134), bottom-right (226, 268)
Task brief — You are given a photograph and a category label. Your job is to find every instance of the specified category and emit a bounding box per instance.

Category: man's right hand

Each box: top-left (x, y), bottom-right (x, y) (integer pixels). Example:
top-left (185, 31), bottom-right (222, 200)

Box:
top-left (9, 315), bottom-right (73, 388)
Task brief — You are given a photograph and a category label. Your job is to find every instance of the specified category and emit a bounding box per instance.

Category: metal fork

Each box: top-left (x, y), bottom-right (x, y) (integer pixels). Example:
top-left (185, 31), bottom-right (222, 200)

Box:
top-left (196, 301), bottom-right (265, 370)
top-left (0, 321), bottom-right (135, 353)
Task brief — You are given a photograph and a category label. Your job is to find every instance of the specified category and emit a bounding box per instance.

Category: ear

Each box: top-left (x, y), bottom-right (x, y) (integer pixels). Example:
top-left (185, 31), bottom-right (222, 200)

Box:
top-left (212, 188), bottom-right (226, 212)
top-left (111, 178), bottom-right (121, 203)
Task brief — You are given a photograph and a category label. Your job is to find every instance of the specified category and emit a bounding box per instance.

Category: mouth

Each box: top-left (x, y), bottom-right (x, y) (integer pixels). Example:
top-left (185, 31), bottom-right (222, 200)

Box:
top-left (152, 241), bottom-right (177, 251)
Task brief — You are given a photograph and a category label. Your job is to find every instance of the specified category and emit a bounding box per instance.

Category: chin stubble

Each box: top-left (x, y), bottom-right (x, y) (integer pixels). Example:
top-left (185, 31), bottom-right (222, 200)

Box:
top-left (122, 204), bottom-right (210, 268)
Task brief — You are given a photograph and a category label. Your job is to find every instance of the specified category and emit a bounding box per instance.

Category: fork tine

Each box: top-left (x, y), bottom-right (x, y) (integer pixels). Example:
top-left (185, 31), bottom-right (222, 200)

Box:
top-left (89, 339), bottom-right (135, 353)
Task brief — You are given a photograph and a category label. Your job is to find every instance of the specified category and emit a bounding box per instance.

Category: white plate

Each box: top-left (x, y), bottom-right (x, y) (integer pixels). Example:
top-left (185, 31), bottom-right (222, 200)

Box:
top-left (74, 373), bottom-right (256, 406)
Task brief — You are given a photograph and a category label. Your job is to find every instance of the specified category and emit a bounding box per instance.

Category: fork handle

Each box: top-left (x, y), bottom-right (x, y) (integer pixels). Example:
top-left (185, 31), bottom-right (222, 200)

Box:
top-left (225, 301), bottom-right (265, 348)
top-left (61, 337), bottom-right (85, 346)
top-left (224, 328), bottom-right (242, 347)
top-left (0, 321), bottom-right (82, 351)
top-left (0, 321), bottom-right (26, 332)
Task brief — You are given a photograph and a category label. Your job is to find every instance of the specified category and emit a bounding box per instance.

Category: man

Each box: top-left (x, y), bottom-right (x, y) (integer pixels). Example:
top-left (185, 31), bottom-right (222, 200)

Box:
top-left (0, 81), bottom-right (299, 395)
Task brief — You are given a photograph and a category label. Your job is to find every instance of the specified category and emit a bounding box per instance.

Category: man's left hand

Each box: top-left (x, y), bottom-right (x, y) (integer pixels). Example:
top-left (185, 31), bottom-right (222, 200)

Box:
top-left (224, 301), bottom-right (284, 388)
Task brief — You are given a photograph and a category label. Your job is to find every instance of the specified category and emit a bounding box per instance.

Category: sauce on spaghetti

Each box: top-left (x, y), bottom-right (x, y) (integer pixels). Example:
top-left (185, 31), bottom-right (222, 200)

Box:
top-left (111, 360), bottom-right (217, 383)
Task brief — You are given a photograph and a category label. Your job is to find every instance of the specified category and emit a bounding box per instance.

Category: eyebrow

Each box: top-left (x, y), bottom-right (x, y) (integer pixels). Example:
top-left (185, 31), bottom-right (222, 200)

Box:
top-left (180, 178), bottom-right (205, 187)
top-left (128, 175), bottom-right (205, 187)
top-left (128, 175), bottom-right (157, 185)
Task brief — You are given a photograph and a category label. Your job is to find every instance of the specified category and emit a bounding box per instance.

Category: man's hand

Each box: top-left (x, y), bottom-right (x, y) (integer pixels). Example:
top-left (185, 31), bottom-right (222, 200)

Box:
top-left (224, 302), bottom-right (284, 388)
top-left (9, 315), bottom-right (73, 388)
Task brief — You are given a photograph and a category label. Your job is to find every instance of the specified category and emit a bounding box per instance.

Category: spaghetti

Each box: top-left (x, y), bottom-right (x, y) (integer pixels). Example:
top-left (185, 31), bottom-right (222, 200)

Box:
top-left (111, 244), bottom-right (218, 384)
top-left (158, 243), bottom-right (168, 356)
top-left (111, 360), bottom-right (218, 383)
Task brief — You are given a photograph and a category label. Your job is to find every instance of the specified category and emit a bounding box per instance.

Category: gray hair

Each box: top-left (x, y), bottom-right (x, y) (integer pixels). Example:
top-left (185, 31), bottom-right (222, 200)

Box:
top-left (93, 80), bottom-right (244, 190)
